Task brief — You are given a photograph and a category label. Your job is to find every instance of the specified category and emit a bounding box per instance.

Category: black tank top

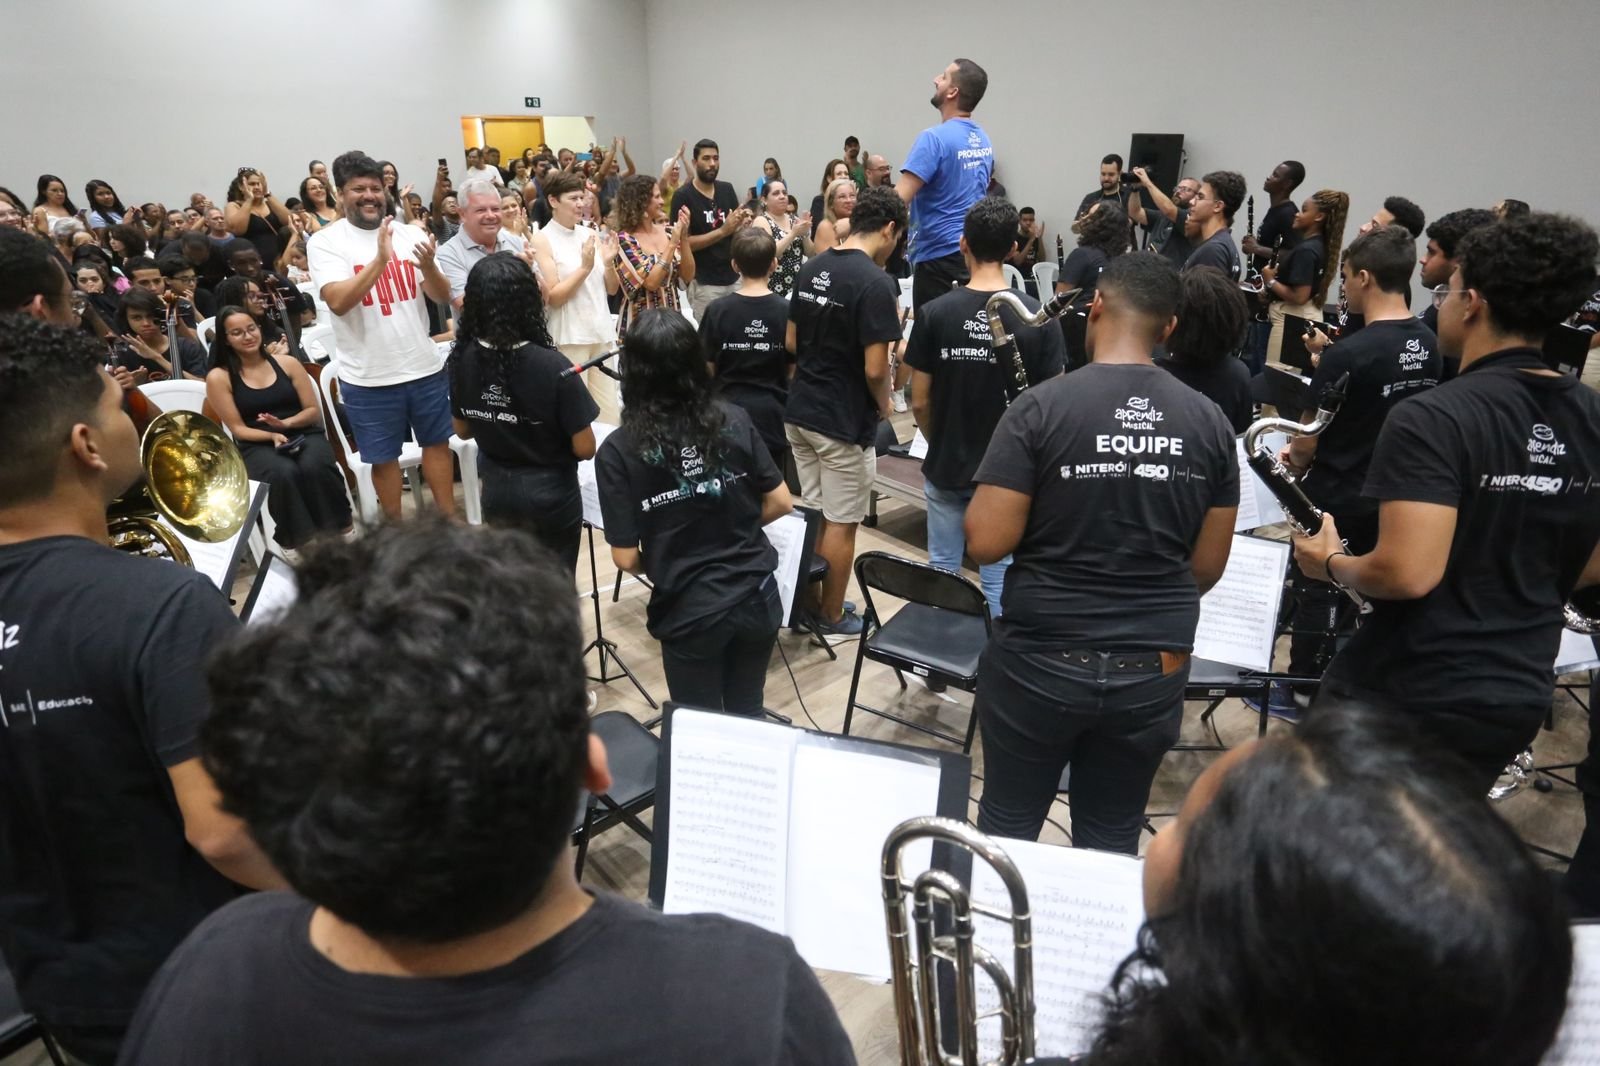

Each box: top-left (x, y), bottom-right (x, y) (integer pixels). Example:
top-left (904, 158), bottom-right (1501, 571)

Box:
top-left (229, 356), bottom-right (301, 427)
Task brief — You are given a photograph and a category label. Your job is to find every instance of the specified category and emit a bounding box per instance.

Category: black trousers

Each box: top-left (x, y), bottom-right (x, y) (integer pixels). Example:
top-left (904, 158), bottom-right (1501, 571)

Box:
top-left (1287, 507), bottom-right (1377, 684)
top-left (1564, 637), bottom-right (1600, 916)
top-left (975, 637), bottom-right (1188, 854)
top-left (911, 251), bottom-right (969, 313)
top-left (239, 433), bottom-right (352, 550)
top-left (1317, 677), bottom-right (1547, 794)
top-left (478, 453), bottom-right (582, 575)
top-left (659, 578), bottom-right (782, 716)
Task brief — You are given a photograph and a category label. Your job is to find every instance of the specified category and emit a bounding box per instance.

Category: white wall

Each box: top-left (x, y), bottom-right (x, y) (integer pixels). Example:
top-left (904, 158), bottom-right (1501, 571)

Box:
top-left (644, 0), bottom-right (1600, 268)
top-left (1, 0), bottom-right (648, 212)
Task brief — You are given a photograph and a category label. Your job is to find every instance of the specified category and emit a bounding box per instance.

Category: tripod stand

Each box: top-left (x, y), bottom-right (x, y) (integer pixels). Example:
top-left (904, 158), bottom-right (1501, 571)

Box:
top-left (581, 522), bottom-right (656, 709)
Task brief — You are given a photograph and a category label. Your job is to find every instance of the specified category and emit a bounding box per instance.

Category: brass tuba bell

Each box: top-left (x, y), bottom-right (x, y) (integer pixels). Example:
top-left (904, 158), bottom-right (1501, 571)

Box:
top-left (107, 410), bottom-right (251, 566)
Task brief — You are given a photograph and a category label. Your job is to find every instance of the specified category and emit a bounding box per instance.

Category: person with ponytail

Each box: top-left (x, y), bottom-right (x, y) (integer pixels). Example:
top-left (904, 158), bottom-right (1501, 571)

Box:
top-left (1262, 188), bottom-right (1348, 360)
top-left (595, 308), bottom-right (794, 715)
top-left (447, 252), bottom-right (598, 574)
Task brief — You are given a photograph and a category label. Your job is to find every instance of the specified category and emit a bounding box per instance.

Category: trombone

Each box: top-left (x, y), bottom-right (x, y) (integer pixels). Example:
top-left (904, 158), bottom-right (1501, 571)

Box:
top-left (881, 816), bottom-right (1036, 1066)
top-left (107, 410), bottom-right (251, 566)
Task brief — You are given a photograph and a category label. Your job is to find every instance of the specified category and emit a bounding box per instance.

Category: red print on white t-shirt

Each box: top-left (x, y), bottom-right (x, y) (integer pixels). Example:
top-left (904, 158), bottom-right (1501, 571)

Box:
top-left (352, 259), bottom-right (418, 316)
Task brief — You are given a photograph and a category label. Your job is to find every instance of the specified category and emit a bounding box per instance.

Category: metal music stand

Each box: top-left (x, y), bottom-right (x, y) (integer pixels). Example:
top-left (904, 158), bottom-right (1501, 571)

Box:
top-left (580, 522), bottom-right (657, 710)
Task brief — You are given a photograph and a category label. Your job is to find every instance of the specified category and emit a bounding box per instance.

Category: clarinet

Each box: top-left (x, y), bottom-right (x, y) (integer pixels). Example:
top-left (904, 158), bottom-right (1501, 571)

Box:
top-left (1242, 373), bottom-right (1364, 606)
top-left (986, 287), bottom-right (1080, 406)
top-left (1055, 234), bottom-right (1065, 270)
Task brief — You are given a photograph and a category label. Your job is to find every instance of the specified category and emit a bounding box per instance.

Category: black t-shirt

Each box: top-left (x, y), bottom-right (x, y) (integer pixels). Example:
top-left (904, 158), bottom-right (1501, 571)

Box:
top-left (975, 363), bottom-right (1239, 649)
top-left (1155, 353), bottom-right (1255, 433)
top-left (118, 890), bottom-right (857, 1066)
top-left (671, 181), bottom-right (740, 286)
top-left (784, 248), bottom-right (904, 447)
top-left (1255, 200), bottom-right (1298, 264)
top-left (1301, 317), bottom-right (1440, 514)
top-left (1184, 229), bottom-right (1241, 278)
top-left (903, 286), bottom-right (1066, 489)
top-left (449, 340), bottom-right (597, 478)
top-left (699, 292), bottom-right (794, 454)
top-left (1279, 235), bottom-right (1325, 300)
top-left (596, 403), bottom-right (783, 639)
top-left (1059, 246), bottom-right (1108, 303)
top-left (0, 537), bottom-right (242, 1029)
top-left (1076, 188), bottom-right (1134, 221)
top-left (116, 336), bottom-right (209, 379)
top-left (1325, 348), bottom-right (1600, 712)
top-left (1147, 208), bottom-right (1192, 266)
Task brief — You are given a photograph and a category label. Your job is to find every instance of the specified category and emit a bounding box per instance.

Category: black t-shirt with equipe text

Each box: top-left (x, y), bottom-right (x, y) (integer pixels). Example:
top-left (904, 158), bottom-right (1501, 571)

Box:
top-left (0, 537), bottom-right (242, 1030)
top-left (596, 403), bottom-right (782, 639)
top-left (671, 181), bottom-right (741, 286)
top-left (699, 292), bottom-right (793, 455)
top-left (1325, 348), bottom-right (1600, 712)
top-left (1301, 317), bottom-right (1440, 514)
top-left (975, 363), bottom-right (1239, 650)
top-left (902, 286), bottom-right (1066, 489)
top-left (449, 339), bottom-right (598, 479)
top-left (117, 891), bottom-right (856, 1066)
top-left (784, 248), bottom-right (903, 447)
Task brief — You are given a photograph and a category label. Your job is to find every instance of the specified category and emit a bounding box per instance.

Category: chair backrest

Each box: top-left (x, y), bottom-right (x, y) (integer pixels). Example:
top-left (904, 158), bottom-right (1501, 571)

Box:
top-left (316, 361), bottom-right (363, 466)
top-left (138, 378), bottom-right (208, 413)
top-left (854, 550), bottom-right (990, 622)
top-left (1001, 264), bottom-right (1026, 291)
top-left (1033, 261), bottom-right (1059, 295)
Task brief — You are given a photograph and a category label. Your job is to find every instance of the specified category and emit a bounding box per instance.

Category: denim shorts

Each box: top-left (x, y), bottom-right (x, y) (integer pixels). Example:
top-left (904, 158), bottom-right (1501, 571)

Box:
top-left (340, 368), bottom-right (453, 463)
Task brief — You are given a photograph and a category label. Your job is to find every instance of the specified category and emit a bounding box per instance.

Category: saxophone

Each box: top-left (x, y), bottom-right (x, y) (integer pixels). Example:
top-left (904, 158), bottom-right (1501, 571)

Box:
top-left (985, 286), bottom-right (1080, 406)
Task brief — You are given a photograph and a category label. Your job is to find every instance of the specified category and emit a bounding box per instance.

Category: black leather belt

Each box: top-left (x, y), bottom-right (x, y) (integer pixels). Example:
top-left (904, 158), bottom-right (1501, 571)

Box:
top-left (1061, 649), bottom-right (1191, 675)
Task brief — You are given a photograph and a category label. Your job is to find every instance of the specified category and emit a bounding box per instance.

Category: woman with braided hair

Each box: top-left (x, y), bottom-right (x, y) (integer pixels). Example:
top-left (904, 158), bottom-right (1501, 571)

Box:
top-left (1263, 188), bottom-right (1349, 360)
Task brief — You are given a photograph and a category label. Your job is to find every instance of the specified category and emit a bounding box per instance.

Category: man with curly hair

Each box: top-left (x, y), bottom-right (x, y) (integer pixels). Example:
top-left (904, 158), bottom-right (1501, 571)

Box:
top-left (118, 519), bottom-right (855, 1064)
top-left (1294, 212), bottom-right (1600, 791)
top-left (1181, 170), bottom-right (1246, 279)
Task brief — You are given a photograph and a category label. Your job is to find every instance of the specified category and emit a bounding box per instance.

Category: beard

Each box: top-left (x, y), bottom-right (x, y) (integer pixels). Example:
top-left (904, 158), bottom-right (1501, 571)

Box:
top-left (348, 203), bottom-right (383, 231)
top-left (929, 90), bottom-right (942, 108)
top-left (696, 166), bottom-right (718, 184)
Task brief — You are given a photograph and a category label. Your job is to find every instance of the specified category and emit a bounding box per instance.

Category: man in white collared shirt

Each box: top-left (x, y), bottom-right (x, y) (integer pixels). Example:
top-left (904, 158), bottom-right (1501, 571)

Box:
top-left (436, 179), bottom-right (527, 310)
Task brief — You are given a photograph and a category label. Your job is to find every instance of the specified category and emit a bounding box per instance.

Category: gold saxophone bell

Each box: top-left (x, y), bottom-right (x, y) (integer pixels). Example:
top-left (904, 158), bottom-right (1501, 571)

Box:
top-left (107, 410), bottom-right (251, 566)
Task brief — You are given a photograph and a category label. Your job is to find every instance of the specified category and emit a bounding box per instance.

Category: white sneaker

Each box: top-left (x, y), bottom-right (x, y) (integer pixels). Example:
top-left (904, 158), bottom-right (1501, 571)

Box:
top-left (586, 690), bottom-right (598, 712)
top-left (891, 391), bottom-right (908, 413)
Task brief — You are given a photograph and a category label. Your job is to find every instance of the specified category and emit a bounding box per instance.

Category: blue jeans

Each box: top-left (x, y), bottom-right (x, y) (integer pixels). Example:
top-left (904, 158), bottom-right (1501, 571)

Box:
top-left (924, 480), bottom-right (1008, 618)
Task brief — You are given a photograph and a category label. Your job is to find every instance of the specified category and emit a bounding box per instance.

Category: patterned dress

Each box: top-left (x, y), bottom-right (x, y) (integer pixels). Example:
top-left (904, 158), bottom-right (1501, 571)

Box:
top-left (615, 225), bottom-right (682, 339)
top-left (765, 216), bottom-right (803, 297)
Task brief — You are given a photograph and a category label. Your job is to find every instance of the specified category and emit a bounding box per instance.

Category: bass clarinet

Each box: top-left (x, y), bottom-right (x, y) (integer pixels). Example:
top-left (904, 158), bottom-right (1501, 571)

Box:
top-left (985, 286), bottom-right (1079, 406)
top-left (1242, 372), bottom-right (1364, 606)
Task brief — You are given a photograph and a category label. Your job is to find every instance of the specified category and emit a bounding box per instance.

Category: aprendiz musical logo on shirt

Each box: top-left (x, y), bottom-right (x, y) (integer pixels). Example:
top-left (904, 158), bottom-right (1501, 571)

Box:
top-left (940, 308), bottom-right (996, 363)
top-left (739, 319), bottom-right (774, 351)
top-left (1074, 396), bottom-right (1186, 481)
top-left (351, 258), bottom-right (419, 317)
top-left (636, 447), bottom-right (749, 513)
top-left (459, 383), bottom-right (524, 425)
top-left (1476, 424), bottom-right (1572, 493)
top-left (795, 270), bottom-right (832, 308)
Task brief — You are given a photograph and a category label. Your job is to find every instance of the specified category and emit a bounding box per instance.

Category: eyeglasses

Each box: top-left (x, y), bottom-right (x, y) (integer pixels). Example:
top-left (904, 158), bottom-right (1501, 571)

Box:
top-left (225, 323), bottom-right (261, 338)
top-left (1431, 283), bottom-right (1460, 308)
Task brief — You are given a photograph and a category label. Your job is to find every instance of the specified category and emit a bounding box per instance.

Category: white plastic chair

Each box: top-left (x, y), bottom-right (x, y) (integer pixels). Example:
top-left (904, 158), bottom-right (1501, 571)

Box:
top-left (317, 363), bottom-right (426, 526)
top-left (195, 317), bottom-right (215, 347)
top-left (300, 321), bottom-right (336, 364)
top-left (137, 379), bottom-right (209, 412)
top-left (1033, 262), bottom-right (1059, 298)
top-left (898, 277), bottom-right (913, 313)
top-left (1002, 264), bottom-right (1026, 291)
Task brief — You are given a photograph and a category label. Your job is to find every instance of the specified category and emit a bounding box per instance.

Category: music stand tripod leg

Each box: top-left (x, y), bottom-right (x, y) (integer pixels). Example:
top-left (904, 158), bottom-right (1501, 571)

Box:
top-left (580, 522), bottom-right (658, 709)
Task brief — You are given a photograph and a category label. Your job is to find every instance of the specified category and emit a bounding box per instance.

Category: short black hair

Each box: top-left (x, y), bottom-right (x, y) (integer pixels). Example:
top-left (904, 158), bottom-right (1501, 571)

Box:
top-left (108, 223), bottom-right (146, 258)
top-left (124, 255), bottom-right (160, 277)
top-left (1019, 206), bottom-right (1035, 215)
top-left (0, 316), bottom-right (108, 505)
top-left (844, 135), bottom-right (860, 148)
top-left (1201, 171), bottom-right (1246, 224)
top-left (1102, 154), bottom-right (1124, 170)
top-left (156, 254), bottom-right (195, 279)
top-left (963, 196), bottom-right (1020, 264)
top-left (179, 230), bottom-right (210, 255)
top-left (1426, 207), bottom-right (1497, 258)
top-left (848, 185), bottom-right (908, 240)
top-left (1382, 196), bottom-right (1426, 240)
top-left (1097, 251), bottom-right (1180, 327)
top-left (308, 159), bottom-right (324, 171)
top-left (202, 518), bottom-right (593, 944)
top-left (332, 150), bottom-right (384, 191)
top-left (1170, 267), bottom-right (1250, 367)
top-left (1500, 198), bottom-right (1531, 218)
top-left (116, 286), bottom-right (165, 332)
top-left (1282, 160), bottom-right (1306, 190)
top-left (950, 58), bottom-right (988, 111)
top-left (1458, 212), bottom-right (1600, 338)
top-left (692, 138), bottom-right (719, 160)
top-left (1344, 225), bottom-right (1416, 294)
top-left (0, 227), bottom-right (68, 313)
top-left (730, 226), bottom-right (776, 278)
top-left (224, 239), bottom-right (259, 264)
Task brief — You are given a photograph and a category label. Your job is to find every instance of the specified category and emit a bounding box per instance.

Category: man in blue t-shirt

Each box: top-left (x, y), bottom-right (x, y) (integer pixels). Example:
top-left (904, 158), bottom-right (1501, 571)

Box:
top-left (896, 58), bottom-right (993, 312)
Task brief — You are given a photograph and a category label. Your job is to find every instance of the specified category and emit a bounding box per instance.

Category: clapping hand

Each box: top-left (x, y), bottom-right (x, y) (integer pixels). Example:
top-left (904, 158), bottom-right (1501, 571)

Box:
top-left (258, 412), bottom-right (289, 430)
top-left (411, 227), bottom-right (438, 270)
top-left (580, 233), bottom-right (597, 270)
top-left (673, 205), bottom-right (691, 241)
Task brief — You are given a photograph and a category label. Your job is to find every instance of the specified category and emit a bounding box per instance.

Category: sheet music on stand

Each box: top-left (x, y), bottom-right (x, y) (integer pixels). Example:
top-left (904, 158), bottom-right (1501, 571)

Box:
top-left (1234, 433), bottom-right (1288, 532)
top-left (1556, 628), bottom-right (1600, 676)
top-left (577, 421), bottom-right (618, 529)
top-left (240, 553), bottom-right (297, 625)
top-left (651, 707), bottom-right (968, 981)
top-left (155, 480), bottom-right (267, 594)
top-left (908, 429), bottom-right (929, 461)
top-left (1545, 922), bottom-right (1600, 1065)
top-left (969, 838), bottom-right (1144, 1060)
top-left (762, 512), bottom-right (807, 624)
top-left (1192, 535), bottom-right (1291, 673)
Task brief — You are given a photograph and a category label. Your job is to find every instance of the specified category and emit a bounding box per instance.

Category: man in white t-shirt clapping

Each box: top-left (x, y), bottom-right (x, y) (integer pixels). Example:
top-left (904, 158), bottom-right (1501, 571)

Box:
top-left (308, 150), bottom-right (457, 519)
top-left (436, 179), bottom-right (527, 311)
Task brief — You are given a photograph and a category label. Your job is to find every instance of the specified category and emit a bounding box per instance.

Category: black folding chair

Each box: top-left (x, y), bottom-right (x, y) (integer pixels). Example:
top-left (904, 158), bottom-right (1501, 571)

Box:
top-left (571, 711), bottom-right (659, 880)
top-left (0, 959), bottom-right (65, 1065)
top-left (841, 551), bottom-right (992, 752)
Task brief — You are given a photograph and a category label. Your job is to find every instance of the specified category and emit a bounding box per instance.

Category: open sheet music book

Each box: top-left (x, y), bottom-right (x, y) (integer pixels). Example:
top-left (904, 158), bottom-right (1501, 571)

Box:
top-left (1233, 433), bottom-right (1288, 532)
top-left (651, 708), bottom-right (967, 981)
top-left (1192, 535), bottom-right (1291, 673)
top-left (1546, 922), bottom-right (1600, 1065)
top-left (969, 837), bottom-right (1144, 1059)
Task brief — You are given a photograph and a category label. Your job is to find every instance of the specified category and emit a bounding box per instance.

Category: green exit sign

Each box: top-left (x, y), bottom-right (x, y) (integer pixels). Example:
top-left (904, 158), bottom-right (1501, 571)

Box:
top-left (524, 96), bottom-right (541, 108)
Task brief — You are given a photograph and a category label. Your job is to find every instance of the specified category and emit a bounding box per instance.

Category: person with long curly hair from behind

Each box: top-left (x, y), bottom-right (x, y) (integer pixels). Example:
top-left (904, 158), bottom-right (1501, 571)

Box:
top-left (447, 253), bottom-right (598, 574)
top-left (1262, 187), bottom-right (1349, 361)
top-left (1080, 701), bottom-right (1573, 1066)
top-left (1057, 203), bottom-right (1130, 370)
top-left (595, 309), bottom-right (793, 715)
